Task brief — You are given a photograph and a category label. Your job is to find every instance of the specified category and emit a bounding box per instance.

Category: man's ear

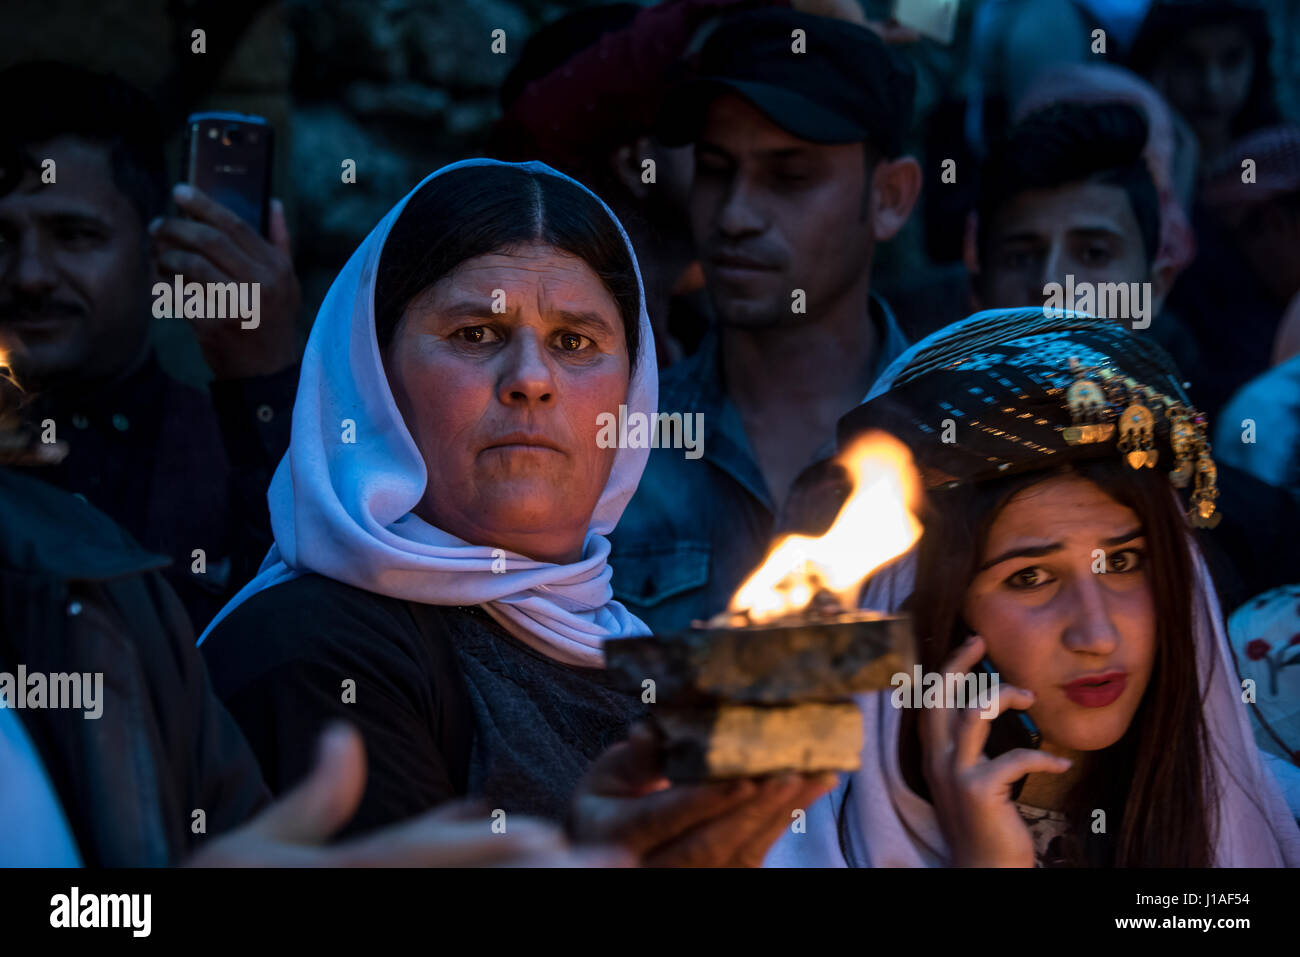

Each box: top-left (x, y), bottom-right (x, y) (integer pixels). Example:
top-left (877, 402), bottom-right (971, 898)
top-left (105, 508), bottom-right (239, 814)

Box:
top-left (869, 154), bottom-right (922, 242)
top-left (610, 138), bottom-right (655, 202)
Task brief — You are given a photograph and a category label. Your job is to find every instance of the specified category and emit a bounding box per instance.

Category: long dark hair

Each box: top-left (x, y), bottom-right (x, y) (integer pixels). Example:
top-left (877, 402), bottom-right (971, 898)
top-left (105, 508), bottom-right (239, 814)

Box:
top-left (838, 458), bottom-right (1216, 867)
top-left (374, 164), bottom-right (641, 369)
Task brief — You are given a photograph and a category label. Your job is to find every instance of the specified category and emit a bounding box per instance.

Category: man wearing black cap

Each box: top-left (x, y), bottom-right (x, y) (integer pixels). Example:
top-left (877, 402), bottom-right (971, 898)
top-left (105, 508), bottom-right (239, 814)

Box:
top-left (609, 8), bottom-right (921, 634)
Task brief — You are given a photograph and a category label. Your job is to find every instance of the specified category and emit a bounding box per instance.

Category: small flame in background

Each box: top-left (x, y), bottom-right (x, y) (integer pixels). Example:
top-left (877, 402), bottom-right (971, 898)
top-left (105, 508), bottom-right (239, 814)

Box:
top-left (728, 431), bottom-right (923, 624)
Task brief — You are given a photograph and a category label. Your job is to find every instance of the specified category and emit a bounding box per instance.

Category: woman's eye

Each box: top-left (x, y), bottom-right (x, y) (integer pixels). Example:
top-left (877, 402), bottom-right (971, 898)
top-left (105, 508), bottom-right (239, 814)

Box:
top-left (455, 326), bottom-right (499, 344)
top-left (1005, 566), bottom-right (1051, 589)
top-left (1107, 548), bottom-right (1145, 573)
top-left (555, 332), bottom-right (592, 352)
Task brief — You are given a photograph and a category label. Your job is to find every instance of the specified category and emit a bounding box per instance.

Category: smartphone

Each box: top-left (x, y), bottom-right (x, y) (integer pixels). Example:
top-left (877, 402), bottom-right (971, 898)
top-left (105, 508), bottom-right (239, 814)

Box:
top-left (182, 112), bottom-right (274, 236)
top-left (976, 657), bottom-right (1041, 801)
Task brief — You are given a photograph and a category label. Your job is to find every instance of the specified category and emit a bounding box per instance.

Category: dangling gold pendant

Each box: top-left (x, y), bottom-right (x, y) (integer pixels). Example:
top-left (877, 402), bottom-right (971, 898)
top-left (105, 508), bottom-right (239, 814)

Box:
top-left (1067, 379), bottom-right (1106, 414)
top-left (1119, 402), bottom-right (1154, 470)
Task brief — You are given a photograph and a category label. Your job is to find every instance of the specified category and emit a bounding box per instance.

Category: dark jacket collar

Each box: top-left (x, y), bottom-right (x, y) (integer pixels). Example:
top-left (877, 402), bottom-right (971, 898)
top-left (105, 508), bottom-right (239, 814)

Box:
top-left (0, 466), bottom-right (169, 581)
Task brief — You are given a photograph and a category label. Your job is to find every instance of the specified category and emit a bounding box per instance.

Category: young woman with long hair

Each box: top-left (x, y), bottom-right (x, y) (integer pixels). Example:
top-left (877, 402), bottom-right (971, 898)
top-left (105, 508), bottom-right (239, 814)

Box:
top-left (767, 308), bottom-right (1300, 867)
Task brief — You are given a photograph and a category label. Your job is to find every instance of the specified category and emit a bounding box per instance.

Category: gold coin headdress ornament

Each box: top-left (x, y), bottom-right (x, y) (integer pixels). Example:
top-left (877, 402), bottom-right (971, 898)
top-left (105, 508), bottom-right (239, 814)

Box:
top-left (838, 310), bottom-right (1222, 531)
top-left (1064, 358), bottom-right (1219, 528)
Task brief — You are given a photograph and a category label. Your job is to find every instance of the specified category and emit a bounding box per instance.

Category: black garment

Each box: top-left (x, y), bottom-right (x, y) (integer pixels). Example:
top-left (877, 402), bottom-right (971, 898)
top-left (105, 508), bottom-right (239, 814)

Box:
top-left (203, 573), bottom-right (645, 833)
top-left (1156, 201), bottom-right (1288, 423)
top-left (0, 466), bottom-right (270, 865)
top-left (1196, 462), bottom-right (1300, 614)
top-left (29, 350), bottom-right (296, 632)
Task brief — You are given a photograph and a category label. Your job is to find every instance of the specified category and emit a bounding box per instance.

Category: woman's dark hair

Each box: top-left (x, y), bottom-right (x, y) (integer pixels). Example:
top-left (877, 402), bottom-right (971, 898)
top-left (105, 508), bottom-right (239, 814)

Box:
top-left (373, 164), bottom-right (641, 369)
top-left (838, 457), bottom-right (1216, 867)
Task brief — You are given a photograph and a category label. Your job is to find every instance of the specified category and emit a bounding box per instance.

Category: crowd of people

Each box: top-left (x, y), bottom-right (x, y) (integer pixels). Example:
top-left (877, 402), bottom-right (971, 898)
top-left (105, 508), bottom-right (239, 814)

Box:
top-left (2, 0), bottom-right (1300, 868)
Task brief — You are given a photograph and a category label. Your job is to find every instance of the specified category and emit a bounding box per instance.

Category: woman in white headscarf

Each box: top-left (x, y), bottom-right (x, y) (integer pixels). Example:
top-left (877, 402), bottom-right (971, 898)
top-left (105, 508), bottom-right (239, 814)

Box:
top-left (768, 309), bottom-right (1300, 867)
top-left (200, 159), bottom-right (834, 853)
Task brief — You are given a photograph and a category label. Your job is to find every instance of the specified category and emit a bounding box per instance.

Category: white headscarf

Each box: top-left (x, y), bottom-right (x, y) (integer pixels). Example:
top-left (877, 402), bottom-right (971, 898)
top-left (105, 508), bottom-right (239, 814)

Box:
top-left (198, 159), bottom-right (657, 667)
top-left (768, 312), bottom-right (1300, 867)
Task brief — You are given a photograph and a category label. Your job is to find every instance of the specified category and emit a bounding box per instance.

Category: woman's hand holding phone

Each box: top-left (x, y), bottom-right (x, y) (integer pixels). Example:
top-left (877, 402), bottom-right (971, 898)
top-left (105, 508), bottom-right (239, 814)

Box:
top-left (919, 635), bottom-right (1073, 867)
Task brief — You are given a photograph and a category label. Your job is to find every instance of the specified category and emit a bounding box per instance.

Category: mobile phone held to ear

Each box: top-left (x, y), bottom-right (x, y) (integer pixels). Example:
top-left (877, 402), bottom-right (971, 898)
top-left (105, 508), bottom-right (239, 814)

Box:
top-left (182, 112), bottom-right (274, 237)
top-left (976, 657), bottom-right (1041, 801)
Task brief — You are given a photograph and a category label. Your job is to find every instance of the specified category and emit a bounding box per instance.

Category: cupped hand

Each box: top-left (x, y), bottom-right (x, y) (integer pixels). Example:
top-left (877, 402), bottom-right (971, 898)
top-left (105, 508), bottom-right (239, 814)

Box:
top-left (571, 722), bottom-right (839, 867)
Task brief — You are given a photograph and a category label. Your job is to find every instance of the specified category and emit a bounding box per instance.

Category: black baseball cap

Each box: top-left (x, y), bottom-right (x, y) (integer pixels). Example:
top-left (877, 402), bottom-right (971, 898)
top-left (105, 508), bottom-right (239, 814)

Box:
top-left (657, 9), bottom-right (916, 156)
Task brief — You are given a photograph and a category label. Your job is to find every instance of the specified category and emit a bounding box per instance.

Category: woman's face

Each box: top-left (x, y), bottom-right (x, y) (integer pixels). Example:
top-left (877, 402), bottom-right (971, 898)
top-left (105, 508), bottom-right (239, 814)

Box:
top-left (1150, 24), bottom-right (1255, 154)
top-left (383, 241), bottom-right (630, 564)
top-left (962, 474), bottom-right (1156, 755)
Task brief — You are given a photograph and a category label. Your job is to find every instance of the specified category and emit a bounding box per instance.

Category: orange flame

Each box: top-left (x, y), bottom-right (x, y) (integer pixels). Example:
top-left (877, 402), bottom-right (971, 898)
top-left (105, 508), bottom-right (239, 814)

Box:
top-left (729, 431), bottom-right (923, 623)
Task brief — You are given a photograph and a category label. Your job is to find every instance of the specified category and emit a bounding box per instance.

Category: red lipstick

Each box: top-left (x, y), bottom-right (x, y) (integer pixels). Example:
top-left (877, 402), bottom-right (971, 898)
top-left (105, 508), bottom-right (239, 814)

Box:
top-left (1062, 671), bottom-right (1127, 708)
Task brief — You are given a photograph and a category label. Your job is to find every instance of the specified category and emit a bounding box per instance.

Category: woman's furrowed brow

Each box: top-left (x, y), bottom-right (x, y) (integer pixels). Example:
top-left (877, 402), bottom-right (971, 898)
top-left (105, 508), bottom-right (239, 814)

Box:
top-left (977, 542), bottom-right (1061, 573)
top-left (977, 527), bottom-right (1145, 572)
top-left (553, 309), bottom-right (618, 335)
top-left (425, 300), bottom-right (617, 336)
top-left (434, 299), bottom-right (500, 319)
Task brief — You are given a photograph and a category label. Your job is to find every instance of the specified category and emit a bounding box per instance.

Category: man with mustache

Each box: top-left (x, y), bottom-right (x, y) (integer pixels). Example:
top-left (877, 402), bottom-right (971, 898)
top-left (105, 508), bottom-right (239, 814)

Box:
top-left (609, 9), bottom-right (921, 633)
top-left (0, 62), bottom-right (300, 630)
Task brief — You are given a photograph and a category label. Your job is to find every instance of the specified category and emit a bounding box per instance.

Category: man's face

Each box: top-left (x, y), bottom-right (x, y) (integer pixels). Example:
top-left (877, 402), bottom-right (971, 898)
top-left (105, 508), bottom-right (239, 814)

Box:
top-left (0, 135), bottom-right (153, 392)
top-left (980, 181), bottom-right (1151, 309)
top-left (690, 94), bottom-right (875, 328)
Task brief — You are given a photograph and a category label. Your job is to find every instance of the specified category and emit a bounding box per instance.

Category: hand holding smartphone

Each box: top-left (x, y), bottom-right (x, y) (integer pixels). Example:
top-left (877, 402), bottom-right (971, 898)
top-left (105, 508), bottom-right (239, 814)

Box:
top-left (975, 656), bottom-right (1041, 801)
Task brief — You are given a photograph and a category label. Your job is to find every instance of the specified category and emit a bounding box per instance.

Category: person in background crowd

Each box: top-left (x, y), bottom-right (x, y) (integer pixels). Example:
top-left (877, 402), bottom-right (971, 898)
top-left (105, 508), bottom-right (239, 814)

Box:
top-left (972, 102), bottom-right (1168, 322)
top-left (608, 9), bottom-right (920, 635)
top-left (971, 101), bottom-right (1300, 612)
top-left (1128, 0), bottom-right (1282, 173)
top-left (1225, 584), bottom-right (1300, 788)
top-left (493, 0), bottom-right (873, 366)
top-left (493, 1), bottom-right (702, 365)
top-left (1159, 124), bottom-right (1300, 424)
top-left (0, 62), bottom-right (300, 631)
top-left (1010, 61), bottom-right (1198, 294)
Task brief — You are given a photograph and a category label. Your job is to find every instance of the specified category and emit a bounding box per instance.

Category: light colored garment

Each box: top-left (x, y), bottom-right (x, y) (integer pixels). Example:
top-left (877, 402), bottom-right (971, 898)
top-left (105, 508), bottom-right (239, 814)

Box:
top-left (1227, 583), bottom-right (1300, 768)
top-left (199, 159), bottom-right (658, 667)
top-left (0, 705), bottom-right (82, 866)
top-left (1216, 352), bottom-right (1300, 492)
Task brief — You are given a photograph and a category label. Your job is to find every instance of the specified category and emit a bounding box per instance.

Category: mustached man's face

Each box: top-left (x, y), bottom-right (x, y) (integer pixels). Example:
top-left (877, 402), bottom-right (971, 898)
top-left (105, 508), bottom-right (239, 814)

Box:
top-left (689, 95), bottom-right (878, 329)
top-left (0, 136), bottom-right (153, 393)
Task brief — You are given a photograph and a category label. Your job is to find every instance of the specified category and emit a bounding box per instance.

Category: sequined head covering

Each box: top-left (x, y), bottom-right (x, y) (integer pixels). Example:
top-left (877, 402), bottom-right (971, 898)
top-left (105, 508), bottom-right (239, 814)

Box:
top-left (839, 308), bottom-right (1222, 527)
